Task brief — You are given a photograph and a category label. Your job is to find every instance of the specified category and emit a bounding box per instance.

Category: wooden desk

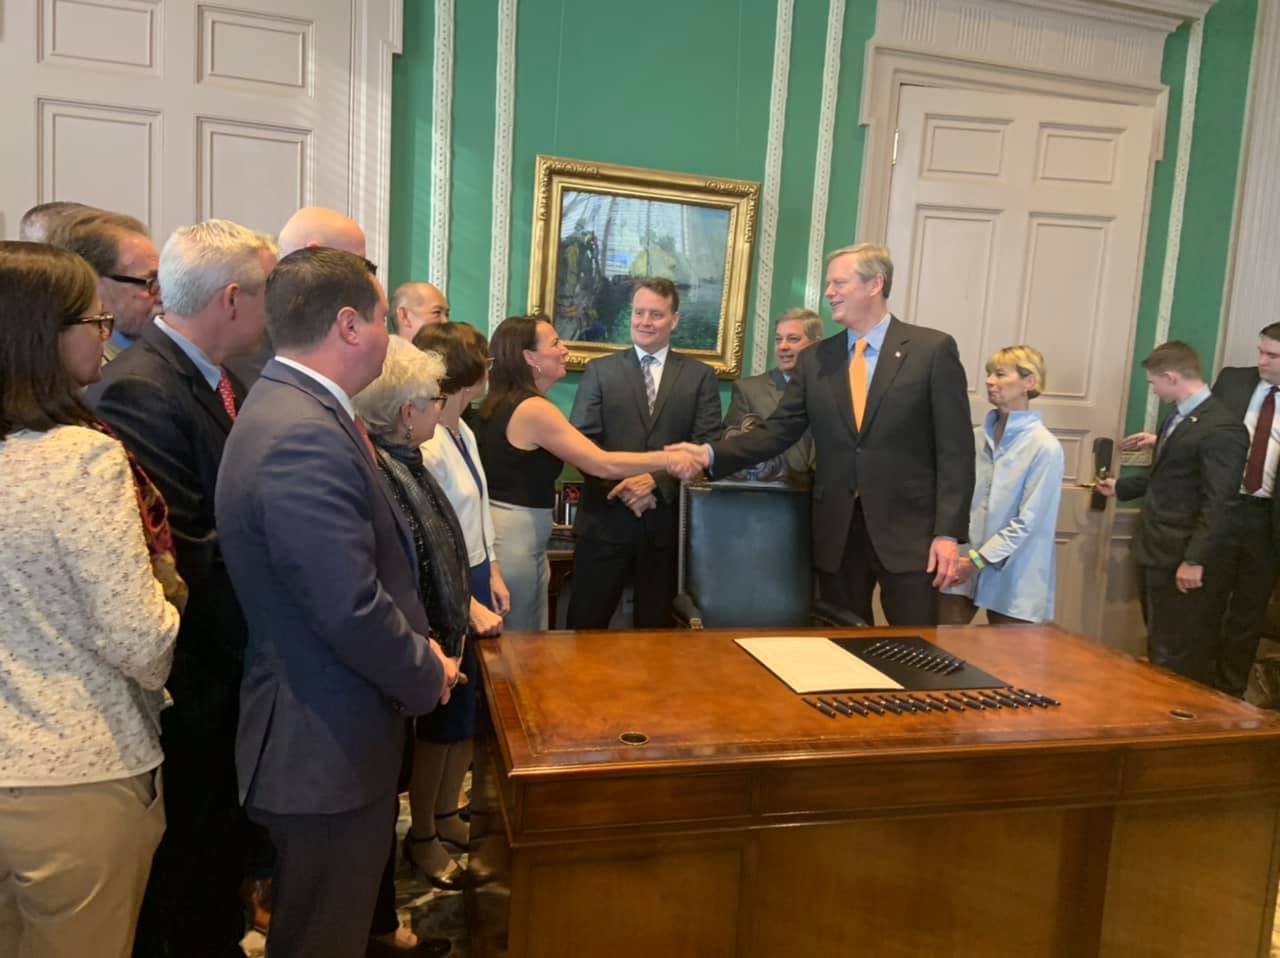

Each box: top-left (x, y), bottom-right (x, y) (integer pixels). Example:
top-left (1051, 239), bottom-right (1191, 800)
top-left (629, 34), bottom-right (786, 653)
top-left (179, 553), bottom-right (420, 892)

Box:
top-left (468, 626), bottom-right (1280, 957)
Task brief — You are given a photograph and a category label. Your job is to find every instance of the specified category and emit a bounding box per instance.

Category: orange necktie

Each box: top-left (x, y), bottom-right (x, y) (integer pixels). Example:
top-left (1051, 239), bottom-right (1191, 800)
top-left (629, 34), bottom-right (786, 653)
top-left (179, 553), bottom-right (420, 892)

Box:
top-left (849, 339), bottom-right (868, 429)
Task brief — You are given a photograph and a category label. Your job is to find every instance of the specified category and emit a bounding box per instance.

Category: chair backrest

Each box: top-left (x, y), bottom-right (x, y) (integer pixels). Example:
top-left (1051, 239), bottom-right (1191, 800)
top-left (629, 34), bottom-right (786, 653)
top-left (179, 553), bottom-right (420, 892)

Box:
top-left (678, 479), bottom-right (813, 628)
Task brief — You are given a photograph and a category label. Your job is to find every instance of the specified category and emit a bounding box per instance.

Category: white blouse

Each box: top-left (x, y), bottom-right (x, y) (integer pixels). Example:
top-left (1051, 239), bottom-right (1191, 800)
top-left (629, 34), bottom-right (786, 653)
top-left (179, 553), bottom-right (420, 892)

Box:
top-left (0, 426), bottom-right (180, 786)
top-left (420, 419), bottom-right (497, 568)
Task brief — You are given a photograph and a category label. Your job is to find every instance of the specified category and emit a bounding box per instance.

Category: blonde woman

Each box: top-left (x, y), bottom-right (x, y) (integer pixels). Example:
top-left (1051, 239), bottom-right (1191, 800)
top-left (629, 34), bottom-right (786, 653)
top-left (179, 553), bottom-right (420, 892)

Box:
top-left (941, 346), bottom-right (1064, 624)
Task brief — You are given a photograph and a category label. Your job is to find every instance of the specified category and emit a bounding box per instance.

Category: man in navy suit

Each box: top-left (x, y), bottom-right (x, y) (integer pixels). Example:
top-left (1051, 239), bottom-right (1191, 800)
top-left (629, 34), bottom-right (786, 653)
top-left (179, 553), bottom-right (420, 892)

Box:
top-left (88, 219), bottom-right (277, 958)
top-left (671, 244), bottom-right (974, 626)
top-left (216, 248), bottom-right (457, 958)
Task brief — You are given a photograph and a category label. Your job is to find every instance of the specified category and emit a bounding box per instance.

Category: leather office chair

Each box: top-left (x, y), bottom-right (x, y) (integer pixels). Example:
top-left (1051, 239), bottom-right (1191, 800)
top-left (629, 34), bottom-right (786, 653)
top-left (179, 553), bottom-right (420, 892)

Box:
top-left (671, 477), bottom-right (867, 630)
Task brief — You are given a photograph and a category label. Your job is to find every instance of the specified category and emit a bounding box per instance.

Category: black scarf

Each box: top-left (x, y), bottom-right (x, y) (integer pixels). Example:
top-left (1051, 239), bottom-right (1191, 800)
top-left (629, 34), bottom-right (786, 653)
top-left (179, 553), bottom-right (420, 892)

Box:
top-left (374, 438), bottom-right (472, 657)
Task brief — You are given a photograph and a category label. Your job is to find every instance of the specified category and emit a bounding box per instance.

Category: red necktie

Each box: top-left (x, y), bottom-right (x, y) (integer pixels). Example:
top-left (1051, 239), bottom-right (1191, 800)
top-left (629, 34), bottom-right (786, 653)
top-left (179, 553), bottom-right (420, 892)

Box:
top-left (216, 369), bottom-right (237, 422)
top-left (354, 417), bottom-right (378, 465)
top-left (1243, 386), bottom-right (1277, 494)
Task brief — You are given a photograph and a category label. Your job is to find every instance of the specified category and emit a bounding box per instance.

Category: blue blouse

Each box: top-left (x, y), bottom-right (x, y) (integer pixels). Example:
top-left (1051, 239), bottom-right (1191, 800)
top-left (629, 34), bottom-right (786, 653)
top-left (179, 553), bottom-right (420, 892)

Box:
top-left (949, 409), bottom-right (1065, 622)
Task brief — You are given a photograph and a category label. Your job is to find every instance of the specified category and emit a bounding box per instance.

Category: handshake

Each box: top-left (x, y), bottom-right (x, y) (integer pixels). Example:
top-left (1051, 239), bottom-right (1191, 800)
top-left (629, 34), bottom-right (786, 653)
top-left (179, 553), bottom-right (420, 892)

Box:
top-left (664, 442), bottom-right (711, 481)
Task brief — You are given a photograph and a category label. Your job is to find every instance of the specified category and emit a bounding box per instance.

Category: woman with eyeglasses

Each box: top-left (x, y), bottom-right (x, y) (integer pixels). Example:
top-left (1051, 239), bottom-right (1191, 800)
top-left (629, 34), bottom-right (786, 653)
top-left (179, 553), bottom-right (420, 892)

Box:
top-left (0, 242), bottom-right (182, 957)
top-left (350, 335), bottom-right (469, 957)
top-left (470, 315), bottom-right (700, 631)
top-left (399, 321), bottom-right (507, 890)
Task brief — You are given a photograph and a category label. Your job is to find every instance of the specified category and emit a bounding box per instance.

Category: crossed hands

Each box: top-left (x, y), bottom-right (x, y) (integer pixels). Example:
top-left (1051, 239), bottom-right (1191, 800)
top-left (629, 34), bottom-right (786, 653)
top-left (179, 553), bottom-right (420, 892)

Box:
top-left (607, 473), bottom-right (659, 517)
top-left (663, 442), bottom-right (710, 481)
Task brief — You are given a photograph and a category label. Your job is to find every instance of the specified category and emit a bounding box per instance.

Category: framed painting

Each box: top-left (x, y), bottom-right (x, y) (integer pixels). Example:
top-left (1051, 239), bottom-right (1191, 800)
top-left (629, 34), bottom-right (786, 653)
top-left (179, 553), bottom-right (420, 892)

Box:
top-left (527, 154), bottom-right (759, 379)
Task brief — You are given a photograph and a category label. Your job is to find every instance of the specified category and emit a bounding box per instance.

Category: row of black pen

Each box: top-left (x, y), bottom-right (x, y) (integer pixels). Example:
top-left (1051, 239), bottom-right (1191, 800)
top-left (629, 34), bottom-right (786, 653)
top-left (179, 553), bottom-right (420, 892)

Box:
top-left (803, 688), bottom-right (1060, 718)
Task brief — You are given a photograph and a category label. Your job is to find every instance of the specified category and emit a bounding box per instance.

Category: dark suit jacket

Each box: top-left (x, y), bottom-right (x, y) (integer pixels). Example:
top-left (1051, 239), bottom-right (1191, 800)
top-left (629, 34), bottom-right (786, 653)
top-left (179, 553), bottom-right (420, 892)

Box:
top-left (1115, 393), bottom-right (1248, 569)
top-left (570, 347), bottom-right (722, 546)
top-left (1213, 365), bottom-right (1280, 545)
top-left (87, 322), bottom-right (246, 738)
top-left (709, 317), bottom-right (974, 575)
top-left (215, 359), bottom-right (444, 815)
top-left (724, 368), bottom-right (817, 477)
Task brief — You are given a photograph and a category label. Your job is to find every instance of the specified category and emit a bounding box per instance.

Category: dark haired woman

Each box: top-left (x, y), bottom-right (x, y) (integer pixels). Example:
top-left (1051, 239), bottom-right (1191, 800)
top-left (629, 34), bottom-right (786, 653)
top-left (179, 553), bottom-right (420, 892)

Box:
top-left (470, 315), bottom-right (698, 630)
top-left (402, 321), bottom-right (506, 888)
top-left (0, 242), bottom-right (181, 957)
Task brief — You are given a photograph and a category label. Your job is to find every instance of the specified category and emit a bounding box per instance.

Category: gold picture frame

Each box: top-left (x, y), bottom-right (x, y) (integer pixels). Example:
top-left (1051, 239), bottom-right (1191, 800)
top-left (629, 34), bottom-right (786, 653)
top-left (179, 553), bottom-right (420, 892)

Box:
top-left (527, 154), bottom-right (760, 379)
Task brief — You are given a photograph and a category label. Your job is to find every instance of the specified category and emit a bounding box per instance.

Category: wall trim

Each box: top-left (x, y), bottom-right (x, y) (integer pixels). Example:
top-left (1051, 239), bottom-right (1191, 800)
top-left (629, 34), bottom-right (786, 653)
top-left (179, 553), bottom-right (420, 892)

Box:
top-left (1217, 0), bottom-right (1278, 371)
top-left (428, 0), bottom-right (454, 290)
top-left (488, 0), bottom-right (518, 333)
top-left (750, 0), bottom-right (795, 375)
top-left (805, 0), bottom-right (846, 313)
top-left (1145, 16), bottom-right (1204, 431)
top-left (350, 0), bottom-right (402, 273)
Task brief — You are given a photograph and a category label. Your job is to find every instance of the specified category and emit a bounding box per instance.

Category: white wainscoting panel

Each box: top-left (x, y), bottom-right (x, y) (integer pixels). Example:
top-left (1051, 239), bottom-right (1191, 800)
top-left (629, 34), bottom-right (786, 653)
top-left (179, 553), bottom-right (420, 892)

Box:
top-left (198, 5), bottom-right (313, 93)
top-left (40, 0), bottom-right (160, 74)
top-left (38, 98), bottom-right (160, 229)
top-left (198, 118), bottom-right (310, 232)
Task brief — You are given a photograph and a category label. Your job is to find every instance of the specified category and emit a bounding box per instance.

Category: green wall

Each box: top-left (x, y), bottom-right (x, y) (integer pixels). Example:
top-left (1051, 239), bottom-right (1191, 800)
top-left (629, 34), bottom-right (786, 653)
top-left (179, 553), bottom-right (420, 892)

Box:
top-left (1124, 0), bottom-right (1258, 436)
top-left (389, 0), bottom-right (1257, 426)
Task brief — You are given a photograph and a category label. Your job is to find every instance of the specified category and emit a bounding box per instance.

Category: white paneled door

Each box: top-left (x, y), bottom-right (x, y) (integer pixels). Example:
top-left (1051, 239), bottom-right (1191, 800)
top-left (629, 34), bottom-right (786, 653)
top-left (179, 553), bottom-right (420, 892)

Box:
top-left (1, 0), bottom-right (393, 256)
top-left (886, 84), bottom-right (1156, 638)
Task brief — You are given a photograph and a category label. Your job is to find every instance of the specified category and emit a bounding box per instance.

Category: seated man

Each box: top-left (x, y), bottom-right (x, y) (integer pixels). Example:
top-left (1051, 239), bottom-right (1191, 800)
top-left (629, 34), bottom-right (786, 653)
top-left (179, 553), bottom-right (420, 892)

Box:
top-left (723, 307), bottom-right (822, 479)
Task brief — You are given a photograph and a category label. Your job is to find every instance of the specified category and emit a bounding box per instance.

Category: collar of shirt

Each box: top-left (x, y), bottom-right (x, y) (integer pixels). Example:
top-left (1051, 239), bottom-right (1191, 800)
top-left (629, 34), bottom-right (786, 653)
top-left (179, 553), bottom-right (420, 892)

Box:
top-left (154, 316), bottom-right (221, 391)
top-left (1177, 385), bottom-right (1212, 417)
top-left (274, 355), bottom-right (356, 420)
top-left (108, 327), bottom-right (136, 354)
top-left (846, 313), bottom-right (891, 358)
top-left (635, 344), bottom-right (671, 367)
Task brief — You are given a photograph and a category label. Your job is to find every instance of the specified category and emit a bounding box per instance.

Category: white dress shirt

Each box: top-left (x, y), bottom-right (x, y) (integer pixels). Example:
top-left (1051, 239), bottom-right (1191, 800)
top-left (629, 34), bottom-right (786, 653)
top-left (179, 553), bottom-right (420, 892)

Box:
top-left (1242, 379), bottom-right (1280, 498)
top-left (274, 356), bottom-right (356, 420)
top-left (634, 343), bottom-right (671, 393)
top-left (419, 420), bottom-right (498, 568)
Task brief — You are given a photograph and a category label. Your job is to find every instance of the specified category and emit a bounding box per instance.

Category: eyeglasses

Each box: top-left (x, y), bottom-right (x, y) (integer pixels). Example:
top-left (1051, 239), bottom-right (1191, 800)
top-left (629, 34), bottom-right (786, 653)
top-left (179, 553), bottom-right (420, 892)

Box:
top-left (107, 273), bottom-right (160, 296)
top-left (63, 311), bottom-right (116, 337)
top-left (427, 396), bottom-right (448, 407)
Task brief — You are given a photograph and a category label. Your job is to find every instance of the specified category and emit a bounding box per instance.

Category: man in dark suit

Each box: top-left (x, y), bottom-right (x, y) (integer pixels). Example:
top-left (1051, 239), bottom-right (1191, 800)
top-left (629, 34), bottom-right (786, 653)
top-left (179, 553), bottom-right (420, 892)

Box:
top-left (723, 306), bottom-right (821, 479)
top-left (1098, 341), bottom-right (1248, 687)
top-left (215, 248), bottom-right (457, 958)
top-left (567, 277), bottom-right (723, 628)
top-left (670, 244), bottom-right (973, 626)
top-left (87, 219), bottom-right (277, 958)
top-left (1206, 323), bottom-right (1280, 696)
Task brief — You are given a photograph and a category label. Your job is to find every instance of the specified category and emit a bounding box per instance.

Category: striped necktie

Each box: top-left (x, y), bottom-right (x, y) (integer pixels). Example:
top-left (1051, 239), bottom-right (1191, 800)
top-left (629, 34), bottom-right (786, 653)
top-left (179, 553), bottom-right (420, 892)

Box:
top-left (641, 353), bottom-right (658, 415)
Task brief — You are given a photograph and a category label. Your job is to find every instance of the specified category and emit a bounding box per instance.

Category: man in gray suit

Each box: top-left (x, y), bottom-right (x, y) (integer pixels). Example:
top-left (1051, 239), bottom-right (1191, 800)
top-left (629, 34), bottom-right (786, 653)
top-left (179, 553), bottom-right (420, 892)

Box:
top-left (215, 248), bottom-right (458, 958)
top-left (723, 307), bottom-right (822, 478)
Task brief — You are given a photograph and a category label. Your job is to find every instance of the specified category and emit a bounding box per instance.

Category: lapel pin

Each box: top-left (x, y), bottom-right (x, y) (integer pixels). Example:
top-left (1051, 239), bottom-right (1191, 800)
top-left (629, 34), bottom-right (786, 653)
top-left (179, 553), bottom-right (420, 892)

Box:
top-left (894, 351), bottom-right (902, 358)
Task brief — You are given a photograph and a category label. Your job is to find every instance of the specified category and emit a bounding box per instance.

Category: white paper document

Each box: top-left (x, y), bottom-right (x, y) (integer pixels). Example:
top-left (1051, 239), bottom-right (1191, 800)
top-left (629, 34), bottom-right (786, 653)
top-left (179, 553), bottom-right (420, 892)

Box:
top-left (735, 636), bottom-right (902, 694)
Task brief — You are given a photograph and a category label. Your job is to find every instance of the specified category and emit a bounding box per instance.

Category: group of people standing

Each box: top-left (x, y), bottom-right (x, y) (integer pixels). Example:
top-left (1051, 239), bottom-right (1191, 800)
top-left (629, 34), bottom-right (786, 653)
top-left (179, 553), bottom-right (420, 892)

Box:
top-left (1, 198), bottom-right (1273, 958)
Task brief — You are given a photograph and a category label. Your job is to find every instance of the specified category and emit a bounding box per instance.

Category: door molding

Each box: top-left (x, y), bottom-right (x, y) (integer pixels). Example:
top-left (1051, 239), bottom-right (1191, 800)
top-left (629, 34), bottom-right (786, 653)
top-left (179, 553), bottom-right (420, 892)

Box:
top-left (351, 0), bottom-right (402, 272)
top-left (856, 0), bottom-right (1213, 244)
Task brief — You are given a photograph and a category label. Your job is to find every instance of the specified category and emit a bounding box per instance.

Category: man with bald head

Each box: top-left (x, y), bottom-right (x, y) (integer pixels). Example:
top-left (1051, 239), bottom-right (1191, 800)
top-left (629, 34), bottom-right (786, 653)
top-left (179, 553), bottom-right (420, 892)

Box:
top-left (277, 206), bottom-right (366, 258)
top-left (227, 207), bottom-right (368, 384)
top-left (392, 281), bottom-right (450, 340)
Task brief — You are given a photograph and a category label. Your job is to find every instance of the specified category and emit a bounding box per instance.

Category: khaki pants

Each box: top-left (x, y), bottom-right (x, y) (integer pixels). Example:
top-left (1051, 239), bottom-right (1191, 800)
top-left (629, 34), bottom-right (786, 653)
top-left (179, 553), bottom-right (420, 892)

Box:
top-left (0, 770), bottom-right (165, 958)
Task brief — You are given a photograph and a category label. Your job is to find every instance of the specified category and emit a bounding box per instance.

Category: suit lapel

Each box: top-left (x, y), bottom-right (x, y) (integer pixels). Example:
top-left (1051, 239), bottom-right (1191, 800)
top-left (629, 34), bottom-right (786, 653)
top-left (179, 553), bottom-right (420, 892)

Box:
top-left (649, 351), bottom-right (685, 429)
top-left (822, 334), bottom-right (859, 439)
top-left (264, 360), bottom-right (417, 560)
top-left (142, 323), bottom-right (234, 433)
top-left (859, 317), bottom-right (909, 437)
top-left (769, 368), bottom-right (787, 402)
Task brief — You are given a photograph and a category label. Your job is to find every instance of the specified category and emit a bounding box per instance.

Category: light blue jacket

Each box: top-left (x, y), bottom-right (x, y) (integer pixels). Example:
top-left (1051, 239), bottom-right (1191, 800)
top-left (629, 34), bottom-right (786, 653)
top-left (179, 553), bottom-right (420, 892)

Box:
top-left (949, 409), bottom-right (1064, 622)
